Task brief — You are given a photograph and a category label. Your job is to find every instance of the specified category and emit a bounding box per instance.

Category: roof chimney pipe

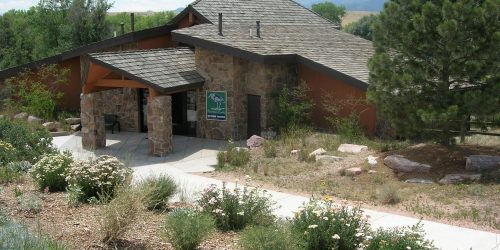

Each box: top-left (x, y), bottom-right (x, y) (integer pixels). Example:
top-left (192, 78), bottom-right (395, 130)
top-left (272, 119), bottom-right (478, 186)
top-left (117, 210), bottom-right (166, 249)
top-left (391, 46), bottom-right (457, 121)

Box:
top-left (218, 13), bottom-right (223, 36)
top-left (130, 13), bottom-right (135, 32)
top-left (120, 22), bottom-right (125, 35)
top-left (256, 21), bottom-right (261, 38)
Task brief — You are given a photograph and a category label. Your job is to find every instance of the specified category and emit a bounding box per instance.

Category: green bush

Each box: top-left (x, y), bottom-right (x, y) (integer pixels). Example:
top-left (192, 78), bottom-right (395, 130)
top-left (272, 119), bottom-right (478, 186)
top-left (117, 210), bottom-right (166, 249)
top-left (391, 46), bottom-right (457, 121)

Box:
top-left (6, 161), bottom-right (32, 173)
top-left (66, 155), bottom-right (132, 202)
top-left (162, 208), bottom-right (215, 250)
top-left (292, 199), bottom-right (371, 250)
top-left (197, 183), bottom-right (276, 231)
top-left (263, 140), bottom-right (277, 158)
top-left (0, 119), bottom-right (55, 164)
top-left (240, 224), bottom-right (304, 250)
top-left (217, 141), bottom-right (250, 168)
top-left (378, 183), bottom-right (401, 205)
top-left (367, 223), bottom-right (437, 250)
top-left (0, 140), bottom-right (15, 166)
top-left (31, 153), bottom-right (73, 192)
top-left (140, 175), bottom-right (178, 210)
top-left (337, 115), bottom-right (364, 141)
top-left (0, 167), bottom-right (22, 184)
top-left (274, 83), bottom-right (314, 130)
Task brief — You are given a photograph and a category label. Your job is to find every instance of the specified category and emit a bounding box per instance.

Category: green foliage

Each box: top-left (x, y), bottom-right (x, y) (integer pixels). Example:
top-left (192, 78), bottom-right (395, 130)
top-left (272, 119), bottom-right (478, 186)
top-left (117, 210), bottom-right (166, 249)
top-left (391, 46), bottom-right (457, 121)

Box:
top-left (0, 140), bottom-right (16, 166)
top-left (343, 15), bottom-right (378, 40)
top-left (162, 208), bottom-right (215, 250)
top-left (31, 153), bottom-right (73, 192)
top-left (4, 64), bottom-right (69, 120)
top-left (292, 199), bottom-right (371, 250)
top-left (0, 119), bottom-right (56, 164)
top-left (274, 84), bottom-right (314, 131)
top-left (6, 161), bottom-right (32, 173)
top-left (197, 184), bottom-right (276, 231)
top-left (239, 224), bottom-right (304, 250)
top-left (368, 0), bottom-right (500, 145)
top-left (0, 167), bottom-right (22, 184)
top-left (322, 94), bottom-right (366, 141)
top-left (66, 185), bottom-right (84, 207)
top-left (217, 141), bottom-right (250, 168)
top-left (311, 1), bottom-right (346, 27)
top-left (107, 11), bottom-right (176, 34)
top-left (263, 140), bottom-right (277, 158)
top-left (140, 175), bottom-right (178, 210)
top-left (17, 193), bottom-right (43, 214)
top-left (298, 149), bottom-right (316, 163)
top-left (367, 223), bottom-right (437, 250)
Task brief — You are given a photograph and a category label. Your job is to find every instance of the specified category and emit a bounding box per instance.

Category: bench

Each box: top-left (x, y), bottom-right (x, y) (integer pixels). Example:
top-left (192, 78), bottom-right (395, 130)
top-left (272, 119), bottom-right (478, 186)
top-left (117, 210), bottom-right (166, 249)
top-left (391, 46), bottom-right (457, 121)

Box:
top-left (104, 114), bottom-right (120, 134)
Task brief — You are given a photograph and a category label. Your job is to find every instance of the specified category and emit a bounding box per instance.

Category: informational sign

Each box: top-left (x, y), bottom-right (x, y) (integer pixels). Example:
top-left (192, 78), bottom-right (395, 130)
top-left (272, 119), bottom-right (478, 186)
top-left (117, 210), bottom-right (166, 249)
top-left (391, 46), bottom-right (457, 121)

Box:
top-left (206, 91), bottom-right (227, 121)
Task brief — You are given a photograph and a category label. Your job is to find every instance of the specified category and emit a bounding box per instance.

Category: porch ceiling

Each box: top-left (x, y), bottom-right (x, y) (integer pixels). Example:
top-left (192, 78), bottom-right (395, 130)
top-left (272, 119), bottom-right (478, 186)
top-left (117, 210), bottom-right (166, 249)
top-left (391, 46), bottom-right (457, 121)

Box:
top-left (87, 47), bottom-right (205, 93)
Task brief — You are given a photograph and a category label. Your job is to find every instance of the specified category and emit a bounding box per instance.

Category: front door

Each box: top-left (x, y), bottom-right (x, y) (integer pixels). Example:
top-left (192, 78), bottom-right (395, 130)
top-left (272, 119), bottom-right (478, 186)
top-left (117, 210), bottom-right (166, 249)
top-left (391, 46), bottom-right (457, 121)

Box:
top-left (247, 94), bottom-right (261, 138)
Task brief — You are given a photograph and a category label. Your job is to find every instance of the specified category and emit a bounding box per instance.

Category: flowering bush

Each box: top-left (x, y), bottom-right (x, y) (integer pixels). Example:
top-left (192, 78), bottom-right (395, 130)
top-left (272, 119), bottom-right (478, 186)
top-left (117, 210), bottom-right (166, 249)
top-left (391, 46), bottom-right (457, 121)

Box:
top-left (162, 208), bottom-right (215, 250)
top-left (0, 140), bottom-right (15, 166)
top-left (66, 155), bottom-right (132, 202)
top-left (239, 224), bottom-right (304, 250)
top-left (31, 153), bottom-right (73, 192)
top-left (366, 223), bottom-right (436, 250)
top-left (197, 182), bottom-right (276, 231)
top-left (292, 198), bottom-right (371, 250)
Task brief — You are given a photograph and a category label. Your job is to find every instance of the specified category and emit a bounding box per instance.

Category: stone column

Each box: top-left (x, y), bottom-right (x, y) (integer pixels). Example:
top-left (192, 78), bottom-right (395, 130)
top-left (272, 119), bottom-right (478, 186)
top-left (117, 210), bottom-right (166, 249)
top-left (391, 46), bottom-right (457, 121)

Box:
top-left (147, 95), bottom-right (173, 156)
top-left (81, 93), bottom-right (106, 149)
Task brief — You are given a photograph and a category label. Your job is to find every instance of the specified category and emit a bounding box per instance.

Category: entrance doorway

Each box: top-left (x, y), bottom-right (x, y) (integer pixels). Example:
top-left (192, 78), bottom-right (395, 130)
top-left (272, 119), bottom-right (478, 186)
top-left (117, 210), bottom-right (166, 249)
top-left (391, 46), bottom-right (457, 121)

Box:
top-left (247, 94), bottom-right (261, 138)
top-left (172, 90), bottom-right (197, 137)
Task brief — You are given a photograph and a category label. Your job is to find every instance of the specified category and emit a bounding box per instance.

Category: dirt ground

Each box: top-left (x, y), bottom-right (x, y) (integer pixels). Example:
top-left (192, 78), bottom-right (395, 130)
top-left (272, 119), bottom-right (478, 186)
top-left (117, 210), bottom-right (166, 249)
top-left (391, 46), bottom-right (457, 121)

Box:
top-left (200, 137), bottom-right (500, 233)
top-left (0, 179), bottom-right (239, 250)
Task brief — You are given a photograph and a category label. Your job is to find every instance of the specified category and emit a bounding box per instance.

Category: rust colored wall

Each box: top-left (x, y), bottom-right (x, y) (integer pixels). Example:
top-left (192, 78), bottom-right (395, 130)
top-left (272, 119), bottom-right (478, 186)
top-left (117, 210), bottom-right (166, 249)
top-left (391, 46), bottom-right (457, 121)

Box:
top-left (59, 57), bottom-right (82, 111)
top-left (298, 64), bottom-right (377, 135)
top-left (138, 35), bottom-right (176, 49)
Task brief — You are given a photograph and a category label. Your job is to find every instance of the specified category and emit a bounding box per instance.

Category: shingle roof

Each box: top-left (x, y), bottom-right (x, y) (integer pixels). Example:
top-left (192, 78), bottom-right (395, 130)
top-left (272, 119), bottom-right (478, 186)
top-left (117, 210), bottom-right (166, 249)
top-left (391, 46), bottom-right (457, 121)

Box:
top-left (191, 0), bottom-right (335, 27)
top-left (88, 48), bottom-right (205, 92)
top-left (172, 23), bottom-right (373, 87)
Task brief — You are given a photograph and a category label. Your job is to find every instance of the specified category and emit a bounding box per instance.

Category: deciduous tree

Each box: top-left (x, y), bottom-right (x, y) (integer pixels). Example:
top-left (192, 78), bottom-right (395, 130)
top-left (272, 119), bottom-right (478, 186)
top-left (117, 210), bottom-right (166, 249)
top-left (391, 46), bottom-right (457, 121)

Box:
top-left (312, 1), bottom-right (346, 27)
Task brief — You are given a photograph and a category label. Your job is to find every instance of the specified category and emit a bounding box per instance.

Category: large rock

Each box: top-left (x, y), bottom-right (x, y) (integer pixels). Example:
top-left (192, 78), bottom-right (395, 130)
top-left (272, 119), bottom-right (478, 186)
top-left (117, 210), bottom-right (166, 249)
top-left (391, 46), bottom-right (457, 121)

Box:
top-left (466, 155), bottom-right (500, 172)
top-left (14, 112), bottom-right (28, 120)
top-left (405, 178), bottom-right (434, 184)
top-left (346, 167), bottom-right (363, 175)
top-left (27, 115), bottom-right (43, 124)
top-left (246, 135), bottom-right (265, 148)
top-left (42, 122), bottom-right (60, 132)
top-left (384, 155), bottom-right (432, 173)
top-left (316, 155), bottom-right (343, 163)
top-left (439, 174), bottom-right (481, 185)
top-left (309, 148), bottom-right (327, 156)
top-left (65, 117), bottom-right (81, 125)
top-left (70, 124), bottom-right (82, 132)
top-left (338, 144), bottom-right (368, 154)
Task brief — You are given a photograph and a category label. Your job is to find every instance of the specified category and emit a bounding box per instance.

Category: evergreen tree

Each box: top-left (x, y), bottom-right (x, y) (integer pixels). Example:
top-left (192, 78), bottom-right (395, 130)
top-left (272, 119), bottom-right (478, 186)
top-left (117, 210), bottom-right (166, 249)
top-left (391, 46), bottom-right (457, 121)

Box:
top-left (368, 0), bottom-right (500, 145)
top-left (343, 14), bottom-right (378, 40)
top-left (311, 1), bottom-right (346, 27)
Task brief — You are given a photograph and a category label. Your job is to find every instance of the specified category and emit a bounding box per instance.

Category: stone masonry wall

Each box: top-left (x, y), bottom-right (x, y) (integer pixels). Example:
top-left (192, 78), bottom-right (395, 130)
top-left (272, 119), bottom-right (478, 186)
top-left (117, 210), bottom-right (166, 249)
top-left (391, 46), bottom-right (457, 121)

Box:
top-left (95, 88), bottom-right (140, 132)
top-left (195, 48), bottom-right (297, 140)
top-left (81, 93), bottom-right (106, 149)
top-left (147, 95), bottom-right (173, 156)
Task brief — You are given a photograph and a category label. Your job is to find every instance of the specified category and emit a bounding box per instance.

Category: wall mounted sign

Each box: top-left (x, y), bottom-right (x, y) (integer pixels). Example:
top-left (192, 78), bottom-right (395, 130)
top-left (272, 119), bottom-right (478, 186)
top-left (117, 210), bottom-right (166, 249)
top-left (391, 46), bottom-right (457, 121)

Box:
top-left (206, 91), bottom-right (227, 121)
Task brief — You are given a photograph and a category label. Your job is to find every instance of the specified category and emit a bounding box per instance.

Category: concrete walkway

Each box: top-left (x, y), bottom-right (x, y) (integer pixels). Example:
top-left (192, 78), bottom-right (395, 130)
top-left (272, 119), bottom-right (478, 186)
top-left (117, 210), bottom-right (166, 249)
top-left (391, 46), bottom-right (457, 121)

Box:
top-left (53, 133), bottom-right (500, 250)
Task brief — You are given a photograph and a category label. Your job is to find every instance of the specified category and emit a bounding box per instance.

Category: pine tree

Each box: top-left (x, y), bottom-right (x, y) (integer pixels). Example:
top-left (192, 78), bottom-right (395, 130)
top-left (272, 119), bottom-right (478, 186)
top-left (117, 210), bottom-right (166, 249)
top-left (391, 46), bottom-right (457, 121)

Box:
top-left (368, 0), bottom-right (500, 145)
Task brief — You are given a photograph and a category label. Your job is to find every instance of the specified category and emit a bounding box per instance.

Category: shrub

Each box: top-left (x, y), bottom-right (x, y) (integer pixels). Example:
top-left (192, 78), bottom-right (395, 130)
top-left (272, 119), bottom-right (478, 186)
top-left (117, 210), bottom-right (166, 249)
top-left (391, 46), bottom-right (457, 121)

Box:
top-left (6, 161), bottom-right (32, 173)
top-left (66, 155), bottom-right (132, 202)
top-left (66, 185), bottom-right (84, 207)
top-left (17, 193), bottom-right (42, 214)
top-left (292, 199), bottom-right (371, 250)
top-left (298, 149), bottom-right (316, 163)
top-left (140, 175), bottom-right (178, 210)
top-left (378, 183), bottom-right (401, 205)
top-left (99, 185), bottom-right (142, 244)
top-left (197, 183), bottom-right (276, 231)
top-left (31, 153), bottom-right (73, 192)
top-left (367, 223), bottom-right (437, 250)
top-left (162, 208), bottom-right (215, 250)
top-left (0, 119), bottom-right (55, 163)
top-left (0, 140), bottom-right (15, 166)
top-left (337, 115), bottom-right (364, 141)
top-left (0, 167), bottom-right (22, 184)
top-left (217, 151), bottom-right (226, 169)
top-left (239, 224), bottom-right (304, 250)
top-left (274, 83), bottom-right (314, 130)
top-left (0, 216), bottom-right (67, 250)
top-left (218, 141), bottom-right (250, 168)
top-left (322, 94), bottom-right (366, 141)
top-left (263, 140), bottom-right (277, 158)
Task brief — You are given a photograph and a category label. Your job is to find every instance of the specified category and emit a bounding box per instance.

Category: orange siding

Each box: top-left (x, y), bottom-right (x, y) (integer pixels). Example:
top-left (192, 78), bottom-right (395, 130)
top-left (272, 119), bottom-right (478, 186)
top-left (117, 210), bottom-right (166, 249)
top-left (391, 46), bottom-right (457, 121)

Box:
top-left (57, 58), bottom-right (82, 111)
top-left (298, 64), bottom-right (377, 135)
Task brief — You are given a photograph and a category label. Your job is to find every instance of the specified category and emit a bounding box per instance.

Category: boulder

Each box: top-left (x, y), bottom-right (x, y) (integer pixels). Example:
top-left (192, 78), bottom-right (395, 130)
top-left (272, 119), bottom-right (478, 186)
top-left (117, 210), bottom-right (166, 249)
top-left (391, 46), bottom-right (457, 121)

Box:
top-left (14, 112), bottom-right (28, 120)
top-left (384, 155), bottom-right (432, 173)
top-left (27, 115), bottom-right (43, 124)
top-left (405, 178), bottom-right (434, 184)
top-left (346, 167), bottom-right (363, 176)
top-left (42, 122), bottom-right (60, 132)
top-left (465, 155), bottom-right (500, 172)
top-left (338, 144), bottom-right (368, 154)
top-left (316, 155), bottom-right (343, 163)
top-left (65, 117), bottom-right (81, 125)
top-left (367, 155), bottom-right (378, 166)
top-left (70, 124), bottom-right (82, 132)
top-left (439, 174), bottom-right (481, 185)
top-left (309, 148), bottom-right (327, 156)
top-left (290, 149), bottom-right (300, 155)
top-left (247, 135), bottom-right (265, 148)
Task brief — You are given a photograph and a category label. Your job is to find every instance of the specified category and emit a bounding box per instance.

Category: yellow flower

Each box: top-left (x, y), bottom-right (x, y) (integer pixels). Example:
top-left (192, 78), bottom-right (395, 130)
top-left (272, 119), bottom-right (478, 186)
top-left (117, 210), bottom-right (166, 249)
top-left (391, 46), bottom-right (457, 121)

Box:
top-left (322, 195), bottom-right (333, 202)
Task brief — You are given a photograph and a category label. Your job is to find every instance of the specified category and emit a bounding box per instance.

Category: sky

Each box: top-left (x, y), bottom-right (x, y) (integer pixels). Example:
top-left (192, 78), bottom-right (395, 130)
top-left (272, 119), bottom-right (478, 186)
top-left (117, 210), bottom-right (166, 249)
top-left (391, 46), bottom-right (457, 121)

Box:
top-left (0, 0), bottom-right (193, 14)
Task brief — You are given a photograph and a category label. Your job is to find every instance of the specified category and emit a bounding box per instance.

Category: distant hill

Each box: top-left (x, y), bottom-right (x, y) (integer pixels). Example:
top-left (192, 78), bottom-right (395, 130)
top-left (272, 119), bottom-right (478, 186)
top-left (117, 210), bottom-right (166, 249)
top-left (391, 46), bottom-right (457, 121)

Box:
top-left (297, 0), bottom-right (387, 12)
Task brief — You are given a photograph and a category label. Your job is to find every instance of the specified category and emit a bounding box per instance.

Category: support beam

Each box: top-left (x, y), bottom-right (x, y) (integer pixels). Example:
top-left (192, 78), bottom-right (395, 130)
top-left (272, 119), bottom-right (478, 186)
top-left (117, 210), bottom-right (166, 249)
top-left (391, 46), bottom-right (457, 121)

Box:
top-left (81, 93), bottom-right (106, 149)
top-left (147, 95), bottom-right (173, 156)
top-left (93, 79), bottom-right (145, 89)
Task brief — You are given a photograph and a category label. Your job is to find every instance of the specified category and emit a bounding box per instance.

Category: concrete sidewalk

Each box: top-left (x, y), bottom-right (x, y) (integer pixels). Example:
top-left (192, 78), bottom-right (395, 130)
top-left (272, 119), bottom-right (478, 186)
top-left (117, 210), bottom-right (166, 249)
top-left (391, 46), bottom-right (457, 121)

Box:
top-left (54, 134), bottom-right (500, 250)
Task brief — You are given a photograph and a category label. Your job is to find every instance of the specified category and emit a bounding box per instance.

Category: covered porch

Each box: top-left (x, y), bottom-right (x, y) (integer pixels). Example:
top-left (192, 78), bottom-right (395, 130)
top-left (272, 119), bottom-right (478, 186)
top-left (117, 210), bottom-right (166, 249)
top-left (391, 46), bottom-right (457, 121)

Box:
top-left (81, 48), bottom-right (204, 156)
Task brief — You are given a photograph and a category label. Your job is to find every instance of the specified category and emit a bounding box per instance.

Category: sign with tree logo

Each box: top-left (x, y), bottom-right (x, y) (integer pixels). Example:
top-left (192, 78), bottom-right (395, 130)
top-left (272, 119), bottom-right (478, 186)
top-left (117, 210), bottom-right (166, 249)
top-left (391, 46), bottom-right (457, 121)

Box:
top-left (206, 91), bottom-right (227, 121)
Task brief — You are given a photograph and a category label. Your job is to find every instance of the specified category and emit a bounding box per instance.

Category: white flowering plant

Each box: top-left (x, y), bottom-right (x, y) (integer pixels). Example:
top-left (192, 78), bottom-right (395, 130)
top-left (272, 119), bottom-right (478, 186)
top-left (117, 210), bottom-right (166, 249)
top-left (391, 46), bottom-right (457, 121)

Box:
top-left (0, 140), bottom-right (16, 166)
top-left (66, 155), bottom-right (132, 202)
top-left (197, 182), bottom-right (276, 231)
top-left (366, 223), bottom-right (436, 250)
top-left (291, 197), bottom-right (372, 250)
top-left (31, 153), bottom-right (73, 192)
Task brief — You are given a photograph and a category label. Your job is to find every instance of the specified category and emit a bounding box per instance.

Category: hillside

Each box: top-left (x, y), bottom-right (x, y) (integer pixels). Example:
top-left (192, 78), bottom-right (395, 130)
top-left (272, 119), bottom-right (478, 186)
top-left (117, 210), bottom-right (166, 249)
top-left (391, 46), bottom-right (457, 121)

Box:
top-left (297, 0), bottom-right (387, 11)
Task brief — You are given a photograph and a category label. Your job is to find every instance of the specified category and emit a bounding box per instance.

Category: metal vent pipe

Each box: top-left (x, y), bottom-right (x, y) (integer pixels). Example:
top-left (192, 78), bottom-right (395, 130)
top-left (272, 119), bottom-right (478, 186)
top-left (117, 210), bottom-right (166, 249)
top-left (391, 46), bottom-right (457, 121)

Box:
top-left (218, 13), bottom-right (223, 36)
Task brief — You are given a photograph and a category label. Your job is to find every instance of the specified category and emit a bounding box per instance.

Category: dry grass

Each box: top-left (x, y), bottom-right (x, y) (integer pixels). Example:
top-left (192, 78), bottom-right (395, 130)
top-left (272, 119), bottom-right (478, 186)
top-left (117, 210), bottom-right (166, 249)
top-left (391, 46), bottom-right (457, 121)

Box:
top-left (342, 11), bottom-right (378, 26)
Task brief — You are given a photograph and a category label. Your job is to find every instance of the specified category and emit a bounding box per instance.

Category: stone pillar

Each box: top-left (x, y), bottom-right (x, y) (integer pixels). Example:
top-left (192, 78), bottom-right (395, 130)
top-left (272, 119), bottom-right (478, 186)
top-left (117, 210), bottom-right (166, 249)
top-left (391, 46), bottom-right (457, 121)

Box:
top-left (147, 95), bottom-right (172, 156)
top-left (81, 93), bottom-right (106, 149)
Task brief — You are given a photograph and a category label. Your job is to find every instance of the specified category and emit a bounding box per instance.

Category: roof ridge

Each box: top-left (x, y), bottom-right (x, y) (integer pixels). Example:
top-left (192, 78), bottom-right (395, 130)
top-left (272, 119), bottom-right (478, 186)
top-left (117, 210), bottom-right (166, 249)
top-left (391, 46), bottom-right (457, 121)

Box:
top-left (89, 47), bottom-right (193, 56)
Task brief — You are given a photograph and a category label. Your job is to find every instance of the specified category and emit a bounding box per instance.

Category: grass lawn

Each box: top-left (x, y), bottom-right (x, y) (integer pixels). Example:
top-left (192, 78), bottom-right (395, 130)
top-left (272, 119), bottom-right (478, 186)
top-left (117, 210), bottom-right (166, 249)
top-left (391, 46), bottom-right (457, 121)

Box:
top-left (203, 132), bottom-right (500, 232)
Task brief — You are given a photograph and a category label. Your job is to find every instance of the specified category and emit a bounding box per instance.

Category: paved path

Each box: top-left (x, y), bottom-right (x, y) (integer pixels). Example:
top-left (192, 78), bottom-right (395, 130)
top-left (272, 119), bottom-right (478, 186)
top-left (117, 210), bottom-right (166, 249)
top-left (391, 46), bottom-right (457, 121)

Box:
top-left (54, 133), bottom-right (500, 250)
